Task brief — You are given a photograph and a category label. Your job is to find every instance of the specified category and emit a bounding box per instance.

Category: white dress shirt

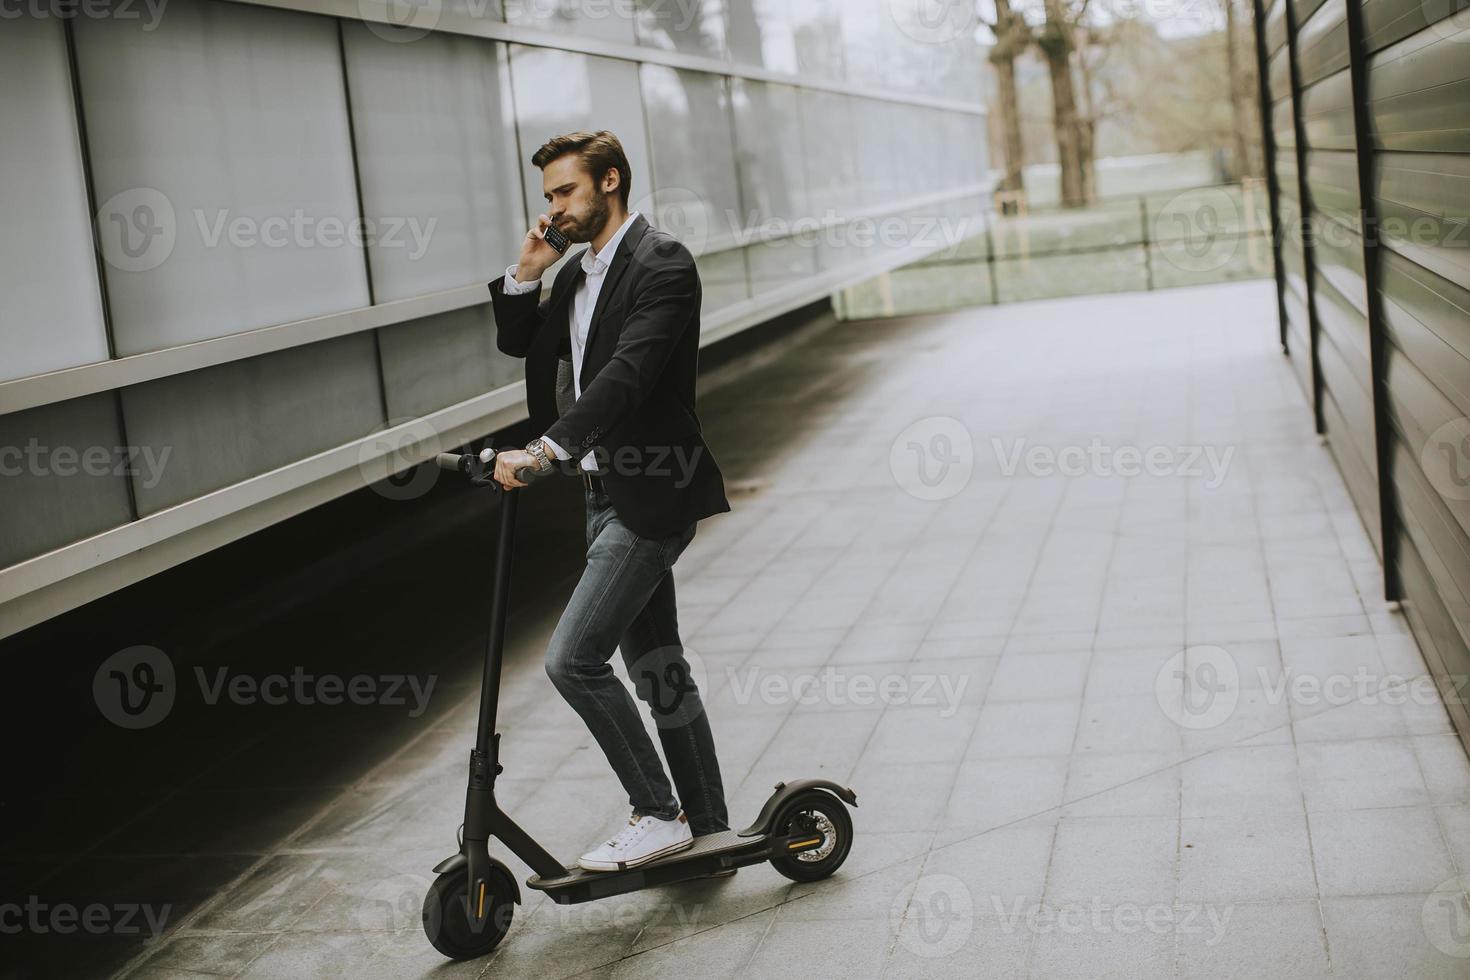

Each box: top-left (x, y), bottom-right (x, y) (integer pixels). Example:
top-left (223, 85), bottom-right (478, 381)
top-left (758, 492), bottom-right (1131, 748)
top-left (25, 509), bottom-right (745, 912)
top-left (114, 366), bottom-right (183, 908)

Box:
top-left (501, 211), bottom-right (641, 472)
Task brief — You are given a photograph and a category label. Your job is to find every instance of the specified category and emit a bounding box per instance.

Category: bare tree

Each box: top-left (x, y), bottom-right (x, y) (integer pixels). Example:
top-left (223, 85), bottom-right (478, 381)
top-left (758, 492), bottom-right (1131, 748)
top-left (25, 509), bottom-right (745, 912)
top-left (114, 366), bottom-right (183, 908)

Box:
top-left (982, 0), bottom-right (1035, 207)
top-left (1222, 0), bottom-right (1255, 177)
top-left (1038, 0), bottom-right (1090, 207)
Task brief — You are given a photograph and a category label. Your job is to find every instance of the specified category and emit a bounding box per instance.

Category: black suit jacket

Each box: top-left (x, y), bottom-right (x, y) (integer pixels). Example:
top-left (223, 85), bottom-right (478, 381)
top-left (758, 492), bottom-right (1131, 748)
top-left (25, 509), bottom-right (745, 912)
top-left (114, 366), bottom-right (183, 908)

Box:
top-left (489, 213), bottom-right (731, 539)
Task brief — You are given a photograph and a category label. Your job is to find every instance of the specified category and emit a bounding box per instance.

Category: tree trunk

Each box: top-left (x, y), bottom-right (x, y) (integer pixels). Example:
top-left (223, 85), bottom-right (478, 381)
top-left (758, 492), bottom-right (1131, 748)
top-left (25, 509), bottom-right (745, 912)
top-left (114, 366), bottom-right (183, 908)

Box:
top-left (1223, 0), bottom-right (1253, 178)
top-left (989, 0), bottom-right (1029, 207)
top-left (1040, 0), bottom-right (1086, 208)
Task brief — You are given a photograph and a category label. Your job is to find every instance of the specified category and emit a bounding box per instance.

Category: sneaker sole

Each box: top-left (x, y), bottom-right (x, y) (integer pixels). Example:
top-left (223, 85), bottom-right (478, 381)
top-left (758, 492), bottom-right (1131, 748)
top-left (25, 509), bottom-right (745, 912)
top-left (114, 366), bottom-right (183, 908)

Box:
top-left (577, 835), bottom-right (695, 872)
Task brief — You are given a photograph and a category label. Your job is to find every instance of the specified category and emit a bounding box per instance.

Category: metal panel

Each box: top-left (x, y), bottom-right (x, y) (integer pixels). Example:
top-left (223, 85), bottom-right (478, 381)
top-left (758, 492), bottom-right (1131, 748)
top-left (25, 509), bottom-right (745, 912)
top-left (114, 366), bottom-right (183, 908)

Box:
top-left (339, 27), bottom-right (524, 301)
top-left (74, 2), bottom-right (370, 356)
top-left (377, 305), bottom-right (519, 423)
top-left (0, 395), bottom-right (133, 569)
top-left (1295, 0), bottom-right (1351, 85)
top-left (119, 333), bottom-right (385, 515)
top-left (0, 19), bottom-right (110, 383)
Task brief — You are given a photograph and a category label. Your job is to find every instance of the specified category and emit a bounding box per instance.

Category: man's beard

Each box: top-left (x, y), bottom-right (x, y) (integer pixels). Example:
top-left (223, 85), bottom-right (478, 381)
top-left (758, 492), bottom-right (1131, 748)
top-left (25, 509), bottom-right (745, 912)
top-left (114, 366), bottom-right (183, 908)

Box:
top-left (567, 194), bottom-right (610, 244)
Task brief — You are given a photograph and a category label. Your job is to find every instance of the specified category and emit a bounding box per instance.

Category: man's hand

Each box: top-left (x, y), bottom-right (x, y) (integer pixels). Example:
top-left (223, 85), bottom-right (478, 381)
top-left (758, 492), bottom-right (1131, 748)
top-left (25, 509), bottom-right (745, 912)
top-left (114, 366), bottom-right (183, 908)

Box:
top-left (514, 214), bottom-right (561, 283)
top-left (493, 449), bottom-right (540, 489)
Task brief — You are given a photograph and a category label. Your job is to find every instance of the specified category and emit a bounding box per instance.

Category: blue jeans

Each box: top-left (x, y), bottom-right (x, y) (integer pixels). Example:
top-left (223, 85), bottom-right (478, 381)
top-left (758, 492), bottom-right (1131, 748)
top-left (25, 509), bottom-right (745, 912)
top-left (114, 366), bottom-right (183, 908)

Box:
top-left (544, 484), bottom-right (729, 836)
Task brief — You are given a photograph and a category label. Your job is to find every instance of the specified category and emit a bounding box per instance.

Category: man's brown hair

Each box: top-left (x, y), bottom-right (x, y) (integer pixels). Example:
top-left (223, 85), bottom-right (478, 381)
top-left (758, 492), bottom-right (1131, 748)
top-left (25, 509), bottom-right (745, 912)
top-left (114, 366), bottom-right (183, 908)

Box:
top-left (531, 130), bottom-right (632, 209)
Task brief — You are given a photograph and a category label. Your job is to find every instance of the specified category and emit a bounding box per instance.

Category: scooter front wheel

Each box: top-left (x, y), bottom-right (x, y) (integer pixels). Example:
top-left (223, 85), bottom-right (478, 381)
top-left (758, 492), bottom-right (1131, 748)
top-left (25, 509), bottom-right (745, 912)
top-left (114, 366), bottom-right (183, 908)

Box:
top-left (768, 789), bottom-right (854, 883)
top-left (422, 865), bottom-right (516, 960)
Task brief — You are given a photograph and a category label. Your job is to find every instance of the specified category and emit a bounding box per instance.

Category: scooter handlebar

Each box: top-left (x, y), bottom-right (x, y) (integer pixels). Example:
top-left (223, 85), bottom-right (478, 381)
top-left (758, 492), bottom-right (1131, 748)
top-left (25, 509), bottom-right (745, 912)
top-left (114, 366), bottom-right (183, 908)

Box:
top-left (435, 447), bottom-right (546, 487)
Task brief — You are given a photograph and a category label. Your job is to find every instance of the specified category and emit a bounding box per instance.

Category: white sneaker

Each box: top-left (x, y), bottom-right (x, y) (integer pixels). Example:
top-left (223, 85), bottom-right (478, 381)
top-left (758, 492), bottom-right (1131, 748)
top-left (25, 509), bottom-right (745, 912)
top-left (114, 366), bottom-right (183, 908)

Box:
top-left (578, 809), bottom-right (693, 872)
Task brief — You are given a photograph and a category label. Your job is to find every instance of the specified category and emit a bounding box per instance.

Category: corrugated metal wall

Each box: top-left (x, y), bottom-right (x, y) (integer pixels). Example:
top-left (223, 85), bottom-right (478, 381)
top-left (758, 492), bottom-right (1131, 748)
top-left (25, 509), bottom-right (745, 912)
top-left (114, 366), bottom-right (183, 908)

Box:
top-left (1255, 0), bottom-right (1470, 750)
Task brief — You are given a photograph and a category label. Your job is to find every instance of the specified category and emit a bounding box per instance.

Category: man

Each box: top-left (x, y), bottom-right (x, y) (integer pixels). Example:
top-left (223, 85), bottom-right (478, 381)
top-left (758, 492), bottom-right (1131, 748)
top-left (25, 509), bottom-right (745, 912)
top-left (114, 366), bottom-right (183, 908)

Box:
top-left (488, 130), bottom-right (733, 874)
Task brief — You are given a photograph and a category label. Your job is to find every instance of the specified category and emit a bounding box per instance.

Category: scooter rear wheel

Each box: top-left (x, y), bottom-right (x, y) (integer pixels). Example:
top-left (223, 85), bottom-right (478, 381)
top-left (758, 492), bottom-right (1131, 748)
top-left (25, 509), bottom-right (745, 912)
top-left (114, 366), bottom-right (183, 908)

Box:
top-left (768, 790), bottom-right (853, 883)
top-left (422, 865), bottom-right (516, 960)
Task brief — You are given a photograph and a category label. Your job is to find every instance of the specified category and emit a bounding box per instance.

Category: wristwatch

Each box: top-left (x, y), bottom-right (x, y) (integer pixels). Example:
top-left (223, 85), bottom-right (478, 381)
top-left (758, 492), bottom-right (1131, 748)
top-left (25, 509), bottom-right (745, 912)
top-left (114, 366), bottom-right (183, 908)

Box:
top-left (525, 437), bottom-right (554, 473)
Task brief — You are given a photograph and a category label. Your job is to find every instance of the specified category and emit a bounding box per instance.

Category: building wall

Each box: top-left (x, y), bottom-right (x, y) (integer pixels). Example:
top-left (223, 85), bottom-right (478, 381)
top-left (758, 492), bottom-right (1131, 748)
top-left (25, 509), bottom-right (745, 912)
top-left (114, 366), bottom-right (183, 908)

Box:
top-left (1256, 0), bottom-right (1470, 750)
top-left (0, 0), bottom-right (990, 637)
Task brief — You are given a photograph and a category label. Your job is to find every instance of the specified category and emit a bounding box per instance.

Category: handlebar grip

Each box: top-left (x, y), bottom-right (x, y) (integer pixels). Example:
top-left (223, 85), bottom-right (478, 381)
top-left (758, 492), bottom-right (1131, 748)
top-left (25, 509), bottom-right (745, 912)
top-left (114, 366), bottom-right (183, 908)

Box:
top-left (435, 452), bottom-right (470, 473)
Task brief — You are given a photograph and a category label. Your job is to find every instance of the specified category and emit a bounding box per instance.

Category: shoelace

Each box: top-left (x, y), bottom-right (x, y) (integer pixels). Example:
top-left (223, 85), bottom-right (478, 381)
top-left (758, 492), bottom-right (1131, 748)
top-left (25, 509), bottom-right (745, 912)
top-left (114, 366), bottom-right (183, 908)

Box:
top-left (603, 812), bottom-right (653, 850)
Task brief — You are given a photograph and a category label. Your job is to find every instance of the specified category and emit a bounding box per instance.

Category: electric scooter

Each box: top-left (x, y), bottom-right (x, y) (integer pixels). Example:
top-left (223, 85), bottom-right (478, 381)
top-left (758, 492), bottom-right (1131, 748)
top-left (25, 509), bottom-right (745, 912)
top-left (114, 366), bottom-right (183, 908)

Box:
top-left (422, 446), bottom-right (858, 961)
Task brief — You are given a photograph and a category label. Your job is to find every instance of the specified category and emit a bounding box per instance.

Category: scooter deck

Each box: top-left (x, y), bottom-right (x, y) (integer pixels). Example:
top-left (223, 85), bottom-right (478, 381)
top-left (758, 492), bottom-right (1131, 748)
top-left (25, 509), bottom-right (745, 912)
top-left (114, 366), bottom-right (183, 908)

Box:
top-left (525, 830), bottom-right (773, 903)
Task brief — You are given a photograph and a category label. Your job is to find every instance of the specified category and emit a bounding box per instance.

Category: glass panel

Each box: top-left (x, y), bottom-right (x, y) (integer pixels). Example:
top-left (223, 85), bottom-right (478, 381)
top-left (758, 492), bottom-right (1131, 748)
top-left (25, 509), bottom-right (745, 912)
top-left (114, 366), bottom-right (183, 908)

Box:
top-left (636, 0), bottom-right (729, 60)
top-left (799, 88), bottom-right (863, 216)
top-left (508, 46), bottom-right (653, 280)
top-left (342, 28), bottom-right (524, 301)
top-left (503, 0), bottom-right (636, 44)
top-left (378, 305), bottom-right (522, 421)
top-left (0, 19), bottom-right (109, 382)
top-left (0, 395), bottom-right (133, 569)
top-left (74, 2), bottom-right (369, 356)
top-left (121, 335), bottom-right (384, 515)
top-left (730, 79), bottom-right (810, 229)
top-left (697, 248), bottom-right (751, 315)
top-left (640, 65), bottom-right (743, 254)
top-left (726, 0), bottom-right (797, 73)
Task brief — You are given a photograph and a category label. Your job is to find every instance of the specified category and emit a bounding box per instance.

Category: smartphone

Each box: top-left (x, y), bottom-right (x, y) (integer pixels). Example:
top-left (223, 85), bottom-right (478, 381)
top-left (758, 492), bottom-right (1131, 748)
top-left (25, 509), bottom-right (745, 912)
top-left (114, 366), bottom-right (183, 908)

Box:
top-left (543, 222), bottom-right (569, 254)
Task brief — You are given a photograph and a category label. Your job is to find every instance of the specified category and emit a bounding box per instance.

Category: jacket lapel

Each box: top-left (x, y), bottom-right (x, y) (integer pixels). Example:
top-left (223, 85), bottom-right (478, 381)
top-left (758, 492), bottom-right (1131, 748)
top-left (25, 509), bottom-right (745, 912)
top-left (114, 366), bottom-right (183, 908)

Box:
top-left (582, 214), bottom-right (650, 371)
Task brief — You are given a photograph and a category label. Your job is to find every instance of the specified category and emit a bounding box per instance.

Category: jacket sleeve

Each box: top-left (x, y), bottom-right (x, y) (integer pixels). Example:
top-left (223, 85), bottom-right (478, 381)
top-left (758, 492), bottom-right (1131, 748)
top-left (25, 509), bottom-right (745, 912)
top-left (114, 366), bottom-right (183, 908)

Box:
top-left (489, 270), bottom-right (547, 359)
top-left (541, 249), bottom-right (698, 458)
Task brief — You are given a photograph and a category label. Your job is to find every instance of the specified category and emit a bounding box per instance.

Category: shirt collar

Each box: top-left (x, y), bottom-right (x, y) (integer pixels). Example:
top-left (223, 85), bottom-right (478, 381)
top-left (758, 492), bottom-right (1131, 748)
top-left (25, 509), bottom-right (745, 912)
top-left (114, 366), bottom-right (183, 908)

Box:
top-left (581, 211), bottom-right (640, 276)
